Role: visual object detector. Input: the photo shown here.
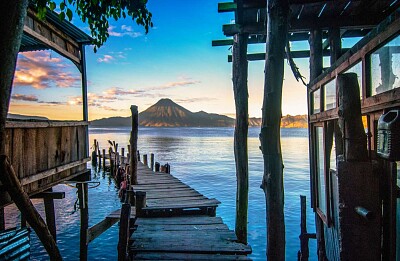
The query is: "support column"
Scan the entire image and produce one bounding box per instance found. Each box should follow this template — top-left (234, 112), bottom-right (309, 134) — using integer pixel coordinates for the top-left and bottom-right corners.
top-left (260, 0), bottom-right (289, 259)
top-left (130, 106), bottom-right (138, 185)
top-left (0, 207), bottom-right (4, 230)
top-left (232, 32), bottom-right (249, 244)
top-left (44, 188), bottom-right (57, 241)
top-left (78, 182), bottom-right (89, 261)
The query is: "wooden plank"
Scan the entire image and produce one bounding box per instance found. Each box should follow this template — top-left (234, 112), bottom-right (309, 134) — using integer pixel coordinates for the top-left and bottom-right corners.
top-left (132, 252), bottom-right (251, 260)
top-left (11, 128), bottom-right (24, 179)
top-left (106, 208), bottom-right (136, 219)
top-left (135, 223), bottom-right (229, 232)
top-left (30, 191), bottom-right (65, 199)
top-left (144, 199), bottom-right (220, 210)
top-left (135, 216), bottom-right (224, 225)
top-left (130, 239), bottom-right (252, 254)
top-left (87, 217), bottom-right (119, 244)
top-left (5, 120), bottom-right (88, 128)
top-left (36, 127), bottom-right (49, 173)
top-left (23, 128), bottom-right (37, 177)
top-left (20, 158), bottom-right (90, 185)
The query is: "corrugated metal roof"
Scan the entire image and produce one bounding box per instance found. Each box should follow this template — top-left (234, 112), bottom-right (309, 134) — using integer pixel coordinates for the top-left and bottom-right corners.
top-left (0, 227), bottom-right (30, 261)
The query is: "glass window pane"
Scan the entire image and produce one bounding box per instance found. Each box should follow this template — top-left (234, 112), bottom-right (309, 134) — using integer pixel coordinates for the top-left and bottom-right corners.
top-left (324, 79), bottom-right (336, 110)
top-left (345, 62), bottom-right (363, 99)
top-left (313, 89), bottom-right (321, 114)
top-left (371, 35), bottom-right (400, 96)
top-left (316, 127), bottom-right (326, 214)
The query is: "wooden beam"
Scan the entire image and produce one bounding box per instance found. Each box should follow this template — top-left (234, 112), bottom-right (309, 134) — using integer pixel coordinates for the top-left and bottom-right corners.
top-left (31, 191), bottom-right (65, 199)
top-left (0, 156), bottom-right (62, 259)
top-left (5, 120), bottom-right (88, 128)
top-left (78, 182), bottom-right (89, 260)
top-left (44, 188), bottom-right (57, 241)
top-left (87, 217), bottom-right (119, 244)
top-left (20, 157), bottom-right (90, 186)
top-left (218, 2), bottom-right (237, 13)
top-left (232, 33), bottom-right (249, 244)
top-left (227, 48), bottom-right (350, 62)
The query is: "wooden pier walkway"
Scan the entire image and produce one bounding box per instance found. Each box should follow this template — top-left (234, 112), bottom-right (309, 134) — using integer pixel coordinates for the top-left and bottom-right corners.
top-left (126, 162), bottom-right (252, 260)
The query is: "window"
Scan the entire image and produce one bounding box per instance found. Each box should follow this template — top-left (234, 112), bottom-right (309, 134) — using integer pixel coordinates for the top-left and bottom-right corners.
top-left (313, 89), bottom-right (321, 114)
top-left (370, 35), bottom-right (400, 96)
top-left (344, 61), bottom-right (363, 99)
top-left (324, 79), bottom-right (336, 110)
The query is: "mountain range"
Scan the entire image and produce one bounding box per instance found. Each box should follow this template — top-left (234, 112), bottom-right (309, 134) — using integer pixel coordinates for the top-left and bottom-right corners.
top-left (90, 98), bottom-right (308, 128)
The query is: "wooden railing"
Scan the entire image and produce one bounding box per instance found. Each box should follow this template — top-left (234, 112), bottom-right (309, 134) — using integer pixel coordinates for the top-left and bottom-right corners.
top-left (1, 120), bottom-right (89, 207)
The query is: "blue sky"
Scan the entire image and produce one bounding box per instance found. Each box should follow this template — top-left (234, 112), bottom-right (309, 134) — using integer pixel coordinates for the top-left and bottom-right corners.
top-left (10, 0), bottom-right (310, 120)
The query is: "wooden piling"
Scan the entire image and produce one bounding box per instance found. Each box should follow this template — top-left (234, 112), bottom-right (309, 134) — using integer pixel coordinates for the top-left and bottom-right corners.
top-left (118, 203), bottom-right (131, 261)
top-left (136, 191), bottom-right (147, 217)
top-left (150, 153), bottom-right (154, 171)
top-left (143, 154), bottom-right (148, 166)
top-left (127, 145), bottom-right (131, 162)
top-left (130, 105), bottom-right (138, 185)
top-left (128, 186), bottom-right (135, 206)
top-left (44, 188), bottom-right (57, 241)
top-left (155, 162), bottom-right (160, 172)
top-left (92, 139), bottom-right (97, 166)
top-left (77, 182), bottom-right (89, 261)
top-left (109, 148), bottom-right (114, 175)
top-left (102, 149), bottom-right (106, 170)
top-left (121, 148), bottom-right (125, 164)
top-left (137, 150), bottom-right (141, 162)
top-left (299, 195), bottom-right (309, 261)
top-left (232, 32), bottom-right (249, 244)
top-left (260, 0), bottom-right (289, 259)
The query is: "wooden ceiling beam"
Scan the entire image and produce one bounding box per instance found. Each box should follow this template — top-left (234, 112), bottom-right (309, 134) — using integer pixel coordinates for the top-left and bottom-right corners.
top-left (227, 48), bottom-right (350, 62)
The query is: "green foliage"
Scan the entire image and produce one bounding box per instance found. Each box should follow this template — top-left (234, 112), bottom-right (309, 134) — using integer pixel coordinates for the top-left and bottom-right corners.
top-left (31, 0), bottom-right (153, 52)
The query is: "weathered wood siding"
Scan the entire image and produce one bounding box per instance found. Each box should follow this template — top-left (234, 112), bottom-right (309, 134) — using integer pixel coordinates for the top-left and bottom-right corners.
top-left (1, 121), bottom-right (89, 207)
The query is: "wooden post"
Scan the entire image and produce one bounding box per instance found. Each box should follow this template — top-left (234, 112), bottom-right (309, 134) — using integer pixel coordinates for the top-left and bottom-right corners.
top-left (143, 154), bottom-right (148, 166)
top-left (232, 32), bottom-right (249, 244)
top-left (299, 195), bottom-right (309, 261)
top-left (0, 156), bottom-right (62, 260)
top-left (137, 150), bottom-right (141, 162)
top-left (155, 162), bottom-right (160, 172)
top-left (109, 148), bottom-right (114, 175)
top-left (308, 28), bottom-right (326, 260)
top-left (127, 186), bottom-right (135, 206)
top-left (150, 153), bottom-right (154, 171)
top-left (136, 191), bottom-right (146, 217)
top-left (118, 203), bottom-right (131, 261)
top-left (127, 145), bottom-right (131, 162)
top-left (121, 148), bottom-right (125, 164)
top-left (260, 0), bottom-right (288, 259)
top-left (44, 188), bottom-right (57, 241)
top-left (91, 139), bottom-right (97, 166)
top-left (130, 106), bottom-right (138, 185)
top-left (77, 182), bottom-right (89, 261)
top-left (102, 149), bottom-right (106, 170)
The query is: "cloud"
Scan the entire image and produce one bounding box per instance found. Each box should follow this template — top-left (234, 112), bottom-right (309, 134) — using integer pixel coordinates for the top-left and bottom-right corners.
top-left (109, 25), bottom-right (142, 38)
top-left (175, 97), bottom-right (217, 103)
top-left (149, 80), bottom-right (201, 91)
top-left (14, 51), bottom-right (80, 89)
top-left (11, 94), bottom-right (38, 102)
top-left (97, 54), bottom-right (115, 63)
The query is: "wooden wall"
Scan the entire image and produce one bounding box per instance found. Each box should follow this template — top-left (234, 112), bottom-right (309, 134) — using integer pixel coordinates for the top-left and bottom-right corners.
top-left (1, 121), bottom-right (89, 207)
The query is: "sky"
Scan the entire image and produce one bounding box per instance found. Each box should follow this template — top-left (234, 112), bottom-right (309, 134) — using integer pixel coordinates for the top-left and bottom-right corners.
top-left (9, 0), bottom-right (311, 121)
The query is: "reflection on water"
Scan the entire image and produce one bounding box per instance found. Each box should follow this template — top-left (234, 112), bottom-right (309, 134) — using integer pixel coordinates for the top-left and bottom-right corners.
top-left (4, 127), bottom-right (316, 260)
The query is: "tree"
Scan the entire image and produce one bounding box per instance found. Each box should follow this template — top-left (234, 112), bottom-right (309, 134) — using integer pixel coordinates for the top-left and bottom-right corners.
top-left (0, 1), bottom-right (152, 260)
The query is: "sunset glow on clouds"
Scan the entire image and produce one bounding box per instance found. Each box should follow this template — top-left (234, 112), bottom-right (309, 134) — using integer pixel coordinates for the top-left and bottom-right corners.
top-left (14, 51), bottom-right (80, 89)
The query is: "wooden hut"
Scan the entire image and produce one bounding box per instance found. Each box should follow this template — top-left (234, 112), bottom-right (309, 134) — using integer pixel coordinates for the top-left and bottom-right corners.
top-left (214, 0), bottom-right (400, 260)
top-left (0, 6), bottom-right (92, 259)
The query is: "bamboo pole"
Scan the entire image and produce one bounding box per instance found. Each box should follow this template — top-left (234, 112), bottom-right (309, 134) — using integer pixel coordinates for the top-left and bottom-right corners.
top-left (0, 156), bottom-right (62, 260)
top-left (232, 32), bottom-right (249, 244)
top-left (260, 0), bottom-right (289, 259)
top-left (130, 106), bottom-right (138, 185)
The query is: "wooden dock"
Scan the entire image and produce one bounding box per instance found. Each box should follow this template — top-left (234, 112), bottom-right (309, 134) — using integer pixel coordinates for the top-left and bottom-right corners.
top-left (125, 162), bottom-right (252, 260)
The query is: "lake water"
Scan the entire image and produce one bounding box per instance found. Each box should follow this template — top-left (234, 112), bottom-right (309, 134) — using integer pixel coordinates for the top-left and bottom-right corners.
top-left (4, 127), bottom-right (316, 260)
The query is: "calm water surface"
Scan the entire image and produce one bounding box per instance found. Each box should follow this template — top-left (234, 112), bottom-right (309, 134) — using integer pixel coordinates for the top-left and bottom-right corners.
top-left (5, 127), bottom-right (316, 260)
